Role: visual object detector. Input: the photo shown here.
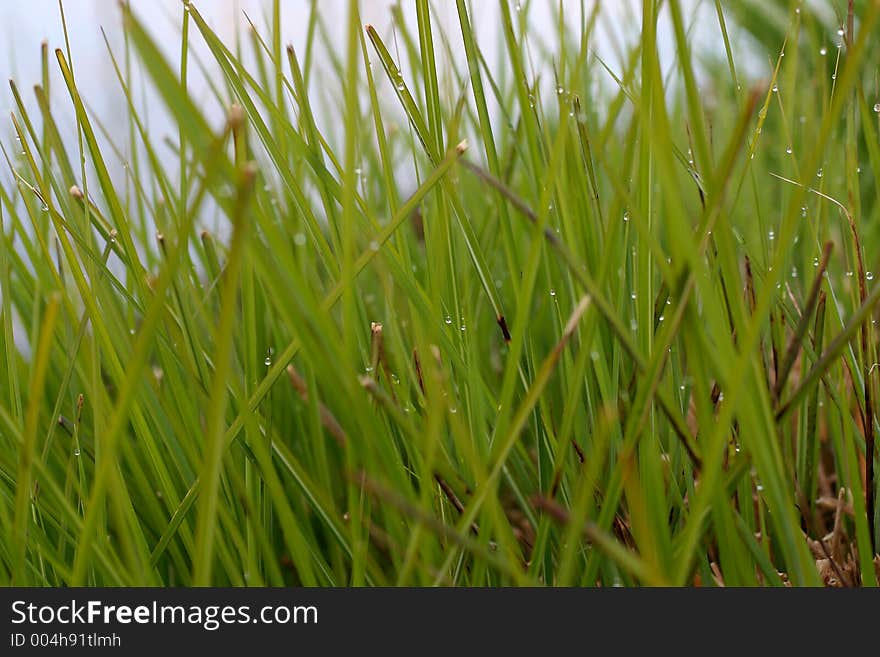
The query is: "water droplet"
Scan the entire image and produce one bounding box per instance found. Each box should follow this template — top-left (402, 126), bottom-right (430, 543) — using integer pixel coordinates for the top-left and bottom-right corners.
top-left (630, 292), bottom-right (637, 300)
top-left (791, 267), bottom-right (798, 278)
top-left (623, 212), bottom-right (629, 222)
top-left (868, 272), bottom-right (875, 281)
top-left (816, 168), bottom-right (823, 178)
top-left (73, 447), bottom-right (81, 456)
top-left (786, 147), bottom-right (792, 154)
top-left (514, 1), bottom-right (522, 11)
top-left (590, 351), bottom-right (599, 361)
top-left (658, 315), bottom-right (665, 323)
top-left (717, 392), bottom-right (725, 402)
top-left (40, 203), bottom-right (49, 212)
top-left (846, 270), bottom-right (854, 277)
top-left (528, 93), bottom-right (535, 109)
top-left (820, 46), bottom-right (827, 56)
top-left (768, 230), bottom-right (775, 241)
top-left (391, 373), bottom-right (400, 385)
top-left (369, 240), bottom-right (380, 252)
top-left (550, 288), bottom-right (557, 297)
top-left (874, 103), bottom-right (880, 113)
top-left (444, 316), bottom-right (452, 325)
top-left (831, 73), bottom-right (836, 80)
top-left (450, 406), bottom-right (458, 414)
top-left (556, 85), bottom-right (564, 95)
top-left (396, 80), bottom-right (405, 92)
top-left (293, 232), bottom-right (307, 246)
top-left (837, 27), bottom-right (845, 36)
top-left (771, 83), bottom-right (778, 93)
top-left (364, 366), bottom-right (373, 373)
top-left (801, 206), bottom-right (807, 218)
top-left (813, 257), bottom-right (820, 267)
top-left (264, 356), bottom-right (272, 366)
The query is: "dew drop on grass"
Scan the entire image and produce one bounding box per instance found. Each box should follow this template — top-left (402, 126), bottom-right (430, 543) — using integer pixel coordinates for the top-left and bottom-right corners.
top-left (874, 103), bottom-right (880, 113)
top-left (816, 168), bottom-right (823, 178)
top-left (450, 406), bottom-right (457, 414)
top-left (550, 288), bottom-right (557, 297)
top-left (369, 240), bottom-right (380, 252)
top-left (786, 147), bottom-right (792, 154)
top-left (820, 47), bottom-right (827, 56)
top-left (396, 80), bottom-right (405, 92)
top-left (771, 83), bottom-right (778, 93)
top-left (868, 272), bottom-right (875, 281)
top-left (73, 448), bottom-right (81, 457)
top-left (837, 27), bottom-right (845, 36)
top-left (390, 373), bottom-right (400, 385)
top-left (813, 257), bottom-right (819, 267)
top-left (264, 355), bottom-right (272, 367)
top-left (623, 212), bottom-right (629, 222)
top-left (801, 206), bottom-right (807, 218)
top-left (630, 292), bottom-right (637, 300)
top-left (556, 85), bottom-right (564, 95)
top-left (768, 230), bottom-right (775, 241)
top-left (293, 232), bottom-right (307, 246)
top-left (444, 316), bottom-right (452, 325)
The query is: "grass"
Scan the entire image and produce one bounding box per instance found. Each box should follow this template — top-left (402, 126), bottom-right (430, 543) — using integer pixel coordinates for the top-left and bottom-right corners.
top-left (1, 0), bottom-right (879, 586)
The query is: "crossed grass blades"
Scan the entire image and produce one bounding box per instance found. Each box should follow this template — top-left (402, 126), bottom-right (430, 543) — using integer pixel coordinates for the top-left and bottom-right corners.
top-left (1, 0), bottom-right (879, 586)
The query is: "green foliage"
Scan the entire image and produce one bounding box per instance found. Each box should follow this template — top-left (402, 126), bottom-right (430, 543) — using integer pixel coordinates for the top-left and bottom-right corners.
top-left (1, 0), bottom-right (878, 586)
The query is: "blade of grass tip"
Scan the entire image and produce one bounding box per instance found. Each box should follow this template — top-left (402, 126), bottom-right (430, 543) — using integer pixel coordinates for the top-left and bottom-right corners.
top-left (12, 292), bottom-right (60, 585)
